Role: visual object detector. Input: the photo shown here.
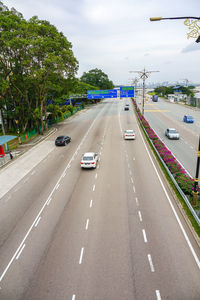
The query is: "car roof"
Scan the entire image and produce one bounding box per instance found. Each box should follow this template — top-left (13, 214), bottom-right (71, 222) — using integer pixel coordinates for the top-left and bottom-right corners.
top-left (83, 152), bottom-right (96, 156)
top-left (184, 115), bottom-right (193, 118)
top-left (168, 128), bottom-right (176, 130)
top-left (125, 129), bottom-right (134, 132)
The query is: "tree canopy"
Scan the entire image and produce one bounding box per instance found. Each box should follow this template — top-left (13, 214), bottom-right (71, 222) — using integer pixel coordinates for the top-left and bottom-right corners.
top-left (80, 68), bottom-right (114, 90)
top-left (0, 2), bottom-right (78, 134)
top-left (154, 85), bottom-right (195, 97)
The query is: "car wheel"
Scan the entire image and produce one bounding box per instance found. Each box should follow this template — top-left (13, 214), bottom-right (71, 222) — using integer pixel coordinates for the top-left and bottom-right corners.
top-left (64, 141), bottom-right (66, 146)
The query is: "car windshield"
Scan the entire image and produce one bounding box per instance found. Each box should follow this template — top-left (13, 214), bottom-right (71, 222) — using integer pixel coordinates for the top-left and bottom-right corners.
top-left (57, 136), bottom-right (64, 140)
top-left (169, 129), bottom-right (177, 133)
top-left (83, 156), bottom-right (93, 161)
top-left (126, 130), bottom-right (134, 133)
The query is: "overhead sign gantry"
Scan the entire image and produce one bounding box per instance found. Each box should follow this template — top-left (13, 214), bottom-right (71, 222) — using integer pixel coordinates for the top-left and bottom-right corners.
top-left (120, 86), bottom-right (134, 98)
top-left (87, 89), bottom-right (117, 99)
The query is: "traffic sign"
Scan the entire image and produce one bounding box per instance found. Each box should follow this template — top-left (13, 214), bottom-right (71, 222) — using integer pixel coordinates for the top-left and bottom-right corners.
top-left (87, 89), bottom-right (117, 99)
top-left (120, 86), bottom-right (134, 98)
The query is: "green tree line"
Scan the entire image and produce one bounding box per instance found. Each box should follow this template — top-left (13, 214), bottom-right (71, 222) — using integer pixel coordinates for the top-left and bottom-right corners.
top-left (0, 2), bottom-right (114, 135)
top-left (154, 85), bottom-right (195, 97)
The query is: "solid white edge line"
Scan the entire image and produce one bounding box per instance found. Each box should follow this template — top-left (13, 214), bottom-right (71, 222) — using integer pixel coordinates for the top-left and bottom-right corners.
top-left (142, 229), bottom-right (148, 243)
top-left (138, 124), bottom-right (200, 269)
top-left (34, 217), bottom-right (41, 227)
top-left (156, 290), bottom-right (161, 300)
top-left (16, 244), bottom-right (26, 260)
top-left (79, 247), bottom-right (84, 264)
top-left (147, 254), bottom-right (155, 272)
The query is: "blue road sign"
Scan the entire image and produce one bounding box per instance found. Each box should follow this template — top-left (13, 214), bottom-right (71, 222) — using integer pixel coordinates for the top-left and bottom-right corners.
top-left (120, 86), bottom-right (134, 98)
top-left (87, 89), bottom-right (117, 99)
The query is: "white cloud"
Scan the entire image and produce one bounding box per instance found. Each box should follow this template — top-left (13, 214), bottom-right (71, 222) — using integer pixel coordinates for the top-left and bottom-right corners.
top-left (3, 0), bottom-right (200, 84)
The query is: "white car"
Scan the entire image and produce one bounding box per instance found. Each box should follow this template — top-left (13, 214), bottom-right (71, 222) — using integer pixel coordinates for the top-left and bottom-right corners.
top-left (80, 152), bottom-right (98, 168)
top-left (124, 130), bottom-right (135, 140)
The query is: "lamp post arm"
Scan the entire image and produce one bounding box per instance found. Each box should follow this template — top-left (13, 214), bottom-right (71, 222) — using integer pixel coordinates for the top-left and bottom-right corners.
top-left (150, 16), bottom-right (200, 21)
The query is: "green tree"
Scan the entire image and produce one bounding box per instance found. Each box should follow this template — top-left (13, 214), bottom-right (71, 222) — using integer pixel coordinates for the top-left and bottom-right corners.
top-left (0, 3), bottom-right (78, 134)
top-left (74, 81), bottom-right (98, 94)
top-left (80, 68), bottom-right (114, 90)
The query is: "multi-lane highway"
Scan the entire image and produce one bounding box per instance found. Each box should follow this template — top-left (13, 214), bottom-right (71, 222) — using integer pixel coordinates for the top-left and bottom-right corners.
top-left (137, 94), bottom-right (200, 177)
top-left (0, 98), bottom-right (200, 299)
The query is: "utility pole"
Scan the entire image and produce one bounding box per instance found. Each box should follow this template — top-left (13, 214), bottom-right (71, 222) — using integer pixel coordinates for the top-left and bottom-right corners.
top-left (129, 68), bottom-right (159, 114)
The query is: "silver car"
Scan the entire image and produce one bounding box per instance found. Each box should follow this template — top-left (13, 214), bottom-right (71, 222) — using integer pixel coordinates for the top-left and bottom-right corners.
top-left (165, 128), bottom-right (179, 140)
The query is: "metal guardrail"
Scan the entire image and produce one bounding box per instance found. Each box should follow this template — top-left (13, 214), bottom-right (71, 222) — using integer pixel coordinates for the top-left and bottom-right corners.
top-left (135, 107), bottom-right (200, 226)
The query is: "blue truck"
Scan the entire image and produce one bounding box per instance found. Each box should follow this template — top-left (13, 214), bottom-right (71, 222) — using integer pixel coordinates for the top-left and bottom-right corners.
top-left (152, 95), bottom-right (158, 102)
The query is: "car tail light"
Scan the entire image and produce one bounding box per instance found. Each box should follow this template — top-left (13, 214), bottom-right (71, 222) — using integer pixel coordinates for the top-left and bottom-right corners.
top-left (91, 162), bottom-right (95, 164)
top-left (81, 162), bottom-right (83, 164)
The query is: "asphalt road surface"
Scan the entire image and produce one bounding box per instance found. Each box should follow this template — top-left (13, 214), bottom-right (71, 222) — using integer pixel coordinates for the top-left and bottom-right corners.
top-left (137, 95), bottom-right (199, 177)
top-left (0, 99), bottom-right (200, 300)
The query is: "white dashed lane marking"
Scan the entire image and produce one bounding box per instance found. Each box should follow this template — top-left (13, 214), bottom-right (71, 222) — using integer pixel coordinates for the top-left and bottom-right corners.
top-left (34, 217), bottom-right (41, 227)
top-left (16, 244), bottom-right (25, 260)
top-left (142, 229), bottom-right (148, 243)
top-left (148, 254), bottom-right (155, 272)
top-left (156, 290), bottom-right (161, 300)
top-left (79, 247), bottom-right (84, 264)
top-left (85, 219), bottom-right (89, 230)
top-left (46, 197), bottom-right (52, 206)
top-left (138, 211), bottom-right (142, 222)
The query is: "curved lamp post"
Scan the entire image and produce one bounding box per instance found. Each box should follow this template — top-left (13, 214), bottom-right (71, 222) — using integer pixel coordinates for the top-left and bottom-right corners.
top-left (150, 15), bottom-right (200, 206)
top-left (150, 16), bottom-right (200, 43)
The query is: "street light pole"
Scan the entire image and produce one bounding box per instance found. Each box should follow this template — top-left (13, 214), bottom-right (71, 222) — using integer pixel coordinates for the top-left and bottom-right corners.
top-left (129, 68), bottom-right (159, 115)
top-left (150, 15), bottom-right (200, 205)
top-left (150, 16), bottom-right (200, 21)
top-left (150, 16), bottom-right (200, 43)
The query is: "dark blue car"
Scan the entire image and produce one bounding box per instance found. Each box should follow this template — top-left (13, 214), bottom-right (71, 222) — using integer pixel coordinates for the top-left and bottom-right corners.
top-left (183, 115), bottom-right (194, 123)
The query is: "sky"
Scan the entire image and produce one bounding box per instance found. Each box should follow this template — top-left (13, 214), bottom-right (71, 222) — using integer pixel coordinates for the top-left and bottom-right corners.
top-left (2, 0), bottom-right (200, 86)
